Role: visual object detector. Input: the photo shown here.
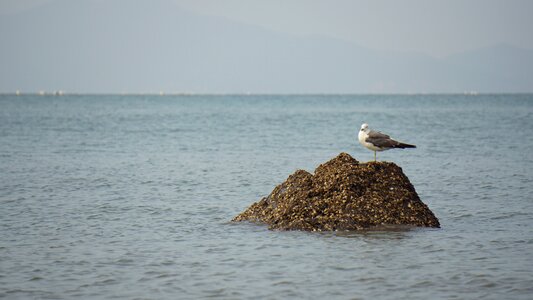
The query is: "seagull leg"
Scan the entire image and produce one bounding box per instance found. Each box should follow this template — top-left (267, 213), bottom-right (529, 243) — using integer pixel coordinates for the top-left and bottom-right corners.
top-left (374, 151), bottom-right (376, 162)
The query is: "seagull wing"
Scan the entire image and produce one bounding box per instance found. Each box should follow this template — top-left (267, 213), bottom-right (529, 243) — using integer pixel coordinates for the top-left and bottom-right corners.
top-left (367, 130), bottom-right (390, 139)
top-left (366, 130), bottom-right (416, 148)
top-left (366, 130), bottom-right (398, 148)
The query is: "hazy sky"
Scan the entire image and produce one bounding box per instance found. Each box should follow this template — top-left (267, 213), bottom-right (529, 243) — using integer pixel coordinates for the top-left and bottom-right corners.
top-left (1, 0), bottom-right (533, 93)
top-left (176, 0), bottom-right (533, 57)
top-left (1, 0), bottom-right (533, 57)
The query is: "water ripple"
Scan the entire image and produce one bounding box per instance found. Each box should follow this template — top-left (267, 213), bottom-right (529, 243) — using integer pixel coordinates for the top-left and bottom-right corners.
top-left (1, 94), bottom-right (532, 299)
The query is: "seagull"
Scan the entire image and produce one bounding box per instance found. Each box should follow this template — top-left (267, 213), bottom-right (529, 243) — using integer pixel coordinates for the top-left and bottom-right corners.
top-left (358, 123), bottom-right (416, 161)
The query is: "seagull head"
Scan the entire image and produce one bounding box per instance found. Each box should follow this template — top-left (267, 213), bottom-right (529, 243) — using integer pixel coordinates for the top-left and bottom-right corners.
top-left (360, 123), bottom-right (369, 132)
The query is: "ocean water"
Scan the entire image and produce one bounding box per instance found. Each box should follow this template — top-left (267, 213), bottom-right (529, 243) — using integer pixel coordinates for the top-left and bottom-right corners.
top-left (1, 94), bottom-right (532, 299)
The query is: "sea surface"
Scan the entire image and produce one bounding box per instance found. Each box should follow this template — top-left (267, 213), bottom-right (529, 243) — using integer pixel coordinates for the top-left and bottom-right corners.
top-left (1, 94), bottom-right (532, 299)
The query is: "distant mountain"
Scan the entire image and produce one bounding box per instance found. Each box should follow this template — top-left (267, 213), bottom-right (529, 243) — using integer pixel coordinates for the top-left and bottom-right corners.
top-left (441, 44), bottom-right (533, 92)
top-left (1, 0), bottom-right (532, 93)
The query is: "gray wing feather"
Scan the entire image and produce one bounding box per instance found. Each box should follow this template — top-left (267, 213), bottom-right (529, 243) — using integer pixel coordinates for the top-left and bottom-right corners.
top-left (366, 130), bottom-right (395, 147)
top-left (365, 130), bottom-right (413, 148)
top-left (366, 136), bottom-right (400, 148)
top-left (365, 129), bottom-right (416, 148)
top-left (367, 130), bottom-right (390, 139)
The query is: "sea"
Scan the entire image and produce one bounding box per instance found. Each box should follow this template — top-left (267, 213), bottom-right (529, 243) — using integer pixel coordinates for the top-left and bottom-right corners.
top-left (1, 94), bottom-right (532, 299)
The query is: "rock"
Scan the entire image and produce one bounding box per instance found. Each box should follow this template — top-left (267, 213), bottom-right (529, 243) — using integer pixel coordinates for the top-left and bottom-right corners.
top-left (232, 152), bottom-right (440, 231)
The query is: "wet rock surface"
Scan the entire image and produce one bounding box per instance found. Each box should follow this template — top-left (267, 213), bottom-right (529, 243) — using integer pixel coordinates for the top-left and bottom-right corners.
top-left (233, 153), bottom-right (440, 231)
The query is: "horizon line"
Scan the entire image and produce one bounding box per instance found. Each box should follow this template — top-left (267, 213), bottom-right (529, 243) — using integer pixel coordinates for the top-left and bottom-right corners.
top-left (2, 91), bottom-right (533, 96)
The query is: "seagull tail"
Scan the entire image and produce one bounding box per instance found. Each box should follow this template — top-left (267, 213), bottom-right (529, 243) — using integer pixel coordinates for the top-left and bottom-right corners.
top-left (395, 142), bottom-right (416, 149)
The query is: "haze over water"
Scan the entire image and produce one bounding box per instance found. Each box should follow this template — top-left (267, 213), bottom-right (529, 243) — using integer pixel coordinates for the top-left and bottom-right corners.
top-left (1, 94), bottom-right (532, 299)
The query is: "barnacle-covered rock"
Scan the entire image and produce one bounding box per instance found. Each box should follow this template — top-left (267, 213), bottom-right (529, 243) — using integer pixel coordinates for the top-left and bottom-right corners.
top-left (232, 152), bottom-right (439, 231)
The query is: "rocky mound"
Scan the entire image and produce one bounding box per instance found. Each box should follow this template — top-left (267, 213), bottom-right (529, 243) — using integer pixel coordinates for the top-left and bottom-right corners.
top-left (233, 153), bottom-right (439, 231)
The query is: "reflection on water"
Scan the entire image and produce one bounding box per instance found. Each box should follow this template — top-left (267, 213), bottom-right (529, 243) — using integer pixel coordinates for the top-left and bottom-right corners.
top-left (332, 225), bottom-right (421, 239)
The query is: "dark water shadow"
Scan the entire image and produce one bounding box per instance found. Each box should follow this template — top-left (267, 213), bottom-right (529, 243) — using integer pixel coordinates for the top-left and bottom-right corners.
top-left (228, 220), bottom-right (440, 242)
top-left (329, 225), bottom-right (440, 240)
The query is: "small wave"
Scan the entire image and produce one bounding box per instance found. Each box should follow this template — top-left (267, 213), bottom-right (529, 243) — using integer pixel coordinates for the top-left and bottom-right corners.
top-left (409, 280), bottom-right (435, 289)
top-left (114, 258), bottom-right (135, 266)
top-left (490, 211), bottom-right (530, 220)
top-left (28, 276), bottom-right (43, 281)
top-left (92, 278), bottom-right (117, 286)
top-left (273, 280), bottom-right (294, 286)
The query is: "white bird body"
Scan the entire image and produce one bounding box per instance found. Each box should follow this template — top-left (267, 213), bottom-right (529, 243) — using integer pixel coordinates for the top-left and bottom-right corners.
top-left (358, 129), bottom-right (385, 152)
top-left (358, 123), bottom-right (416, 161)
